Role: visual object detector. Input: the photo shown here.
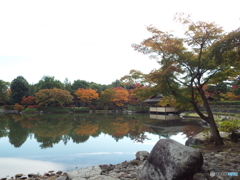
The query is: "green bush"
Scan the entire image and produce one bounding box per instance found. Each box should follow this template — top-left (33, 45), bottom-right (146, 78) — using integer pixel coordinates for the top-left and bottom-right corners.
top-left (218, 120), bottom-right (239, 133)
top-left (42, 107), bottom-right (70, 113)
top-left (24, 107), bottom-right (37, 112)
top-left (70, 107), bottom-right (90, 112)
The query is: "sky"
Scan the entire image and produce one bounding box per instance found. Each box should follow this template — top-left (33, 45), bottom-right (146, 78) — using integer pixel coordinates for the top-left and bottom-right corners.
top-left (0, 0), bottom-right (239, 85)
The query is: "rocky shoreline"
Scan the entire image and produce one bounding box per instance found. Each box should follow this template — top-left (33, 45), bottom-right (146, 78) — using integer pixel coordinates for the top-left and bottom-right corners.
top-left (1, 143), bottom-right (240, 180)
top-left (1, 130), bottom-right (240, 180)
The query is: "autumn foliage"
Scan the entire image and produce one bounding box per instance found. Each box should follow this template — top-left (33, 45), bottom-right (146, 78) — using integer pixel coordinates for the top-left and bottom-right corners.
top-left (111, 87), bottom-right (129, 107)
top-left (21, 96), bottom-right (36, 105)
top-left (13, 103), bottom-right (25, 111)
top-left (35, 88), bottom-right (73, 107)
top-left (73, 122), bottom-right (99, 136)
top-left (74, 88), bottom-right (99, 106)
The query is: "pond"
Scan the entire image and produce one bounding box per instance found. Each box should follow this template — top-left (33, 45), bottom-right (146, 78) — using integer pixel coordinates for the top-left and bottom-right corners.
top-left (0, 113), bottom-right (203, 177)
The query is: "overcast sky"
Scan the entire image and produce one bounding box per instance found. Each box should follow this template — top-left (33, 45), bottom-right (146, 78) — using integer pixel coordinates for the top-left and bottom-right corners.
top-left (0, 0), bottom-right (239, 85)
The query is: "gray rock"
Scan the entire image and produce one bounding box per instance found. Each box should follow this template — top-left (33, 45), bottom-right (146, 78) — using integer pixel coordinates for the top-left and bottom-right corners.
top-left (185, 137), bottom-right (202, 146)
top-left (135, 151), bottom-right (149, 160)
top-left (138, 139), bottom-right (203, 180)
top-left (55, 176), bottom-right (67, 180)
top-left (88, 175), bottom-right (119, 180)
top-left (221, 117), bottom-right (227, 121)
top-left (193, 173), bottom-right (207, 180)
top-left (67, 166), bottom-right (102, 180)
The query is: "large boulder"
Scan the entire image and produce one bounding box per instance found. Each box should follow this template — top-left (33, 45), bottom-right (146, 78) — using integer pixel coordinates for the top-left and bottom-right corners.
top-left (138, 139), bottom-right (203, 180)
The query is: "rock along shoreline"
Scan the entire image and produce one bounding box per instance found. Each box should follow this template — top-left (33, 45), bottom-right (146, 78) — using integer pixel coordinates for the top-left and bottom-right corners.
top-left (2, 140), bottom-right (240, 180)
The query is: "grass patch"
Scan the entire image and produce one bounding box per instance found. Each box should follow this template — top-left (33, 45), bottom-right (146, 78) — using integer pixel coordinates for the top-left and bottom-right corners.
top-left (24, 107), bottom-right (37, 112)
top-left (41, 107), bottom-right (71, 113)
top-left (181, 112), bottom-right (200, 117)
top-left (190, 144), bottom-right (204, 149)
top-left (69, 107), bottom-right (90, 112)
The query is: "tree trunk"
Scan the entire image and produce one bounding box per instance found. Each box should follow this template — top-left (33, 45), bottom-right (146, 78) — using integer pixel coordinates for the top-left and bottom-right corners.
top-left (207, 116), bottom-right (224, 145)
top-left (195, 88), bottom-right (224, 145)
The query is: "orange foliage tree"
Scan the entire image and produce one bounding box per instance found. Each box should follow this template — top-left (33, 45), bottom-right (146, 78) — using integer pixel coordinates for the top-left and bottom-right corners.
top-left (14, 103), bottom-right (25, 111)
top-left (220, 92), bottom-right (240, 101)
top-left (128, 84), bottom-right (149, 105)
top-left (111, 87), bottom-right (129, 107)
top-left (20, 96), bottom-right (36, 105)
top-left (74, 88), bottom-right (99, 106)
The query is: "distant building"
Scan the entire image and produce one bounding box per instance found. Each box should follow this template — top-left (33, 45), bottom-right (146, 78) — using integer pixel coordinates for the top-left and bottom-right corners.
top-left (143, 94), bottom-right (177, 115)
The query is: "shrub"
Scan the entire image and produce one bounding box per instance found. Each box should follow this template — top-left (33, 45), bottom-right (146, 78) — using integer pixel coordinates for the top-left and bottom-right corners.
top-left (28, 105), bottom-right (39, 109)
top-left (25, 107), bottom-right (37, 112)
top-left (71, 107), bottom-right (90, 112)
top-left (14, 103), bottom-right (25, 111)
top-left (4, 105), bottom-right (14, 110)
top-left (218, 120), bottom-right (239, 133)
top-left (43, 107), bottom-right (70, 113)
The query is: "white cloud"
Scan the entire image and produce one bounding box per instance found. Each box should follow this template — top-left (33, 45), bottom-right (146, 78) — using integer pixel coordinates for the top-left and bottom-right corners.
top-left (0, 0), bottom-right (239, 84)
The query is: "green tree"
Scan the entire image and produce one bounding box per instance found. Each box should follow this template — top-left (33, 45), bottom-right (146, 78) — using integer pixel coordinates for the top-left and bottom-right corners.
top-left (35, 88), bottom-right (73, 107)
top-left (100, 88), bottom-right (115, 107)
top-left (127, 13), bottom-right (240, 145)
top-left (63, 78), bottom-right (72, 93)
top-left (72, 80), bottom-right (89, 91)
top-left (9, 76), bottom-right (29, 104)
top-left (35, 76), bottom-right (64, 91)
top-left (0, 80), bottom-right (10, 105)
top-left (109, 79), bottom-right (123, 88)
top-left (89, 83), bottom-right (103, 93)
top-left (29, 83), bottom-right (38, 96)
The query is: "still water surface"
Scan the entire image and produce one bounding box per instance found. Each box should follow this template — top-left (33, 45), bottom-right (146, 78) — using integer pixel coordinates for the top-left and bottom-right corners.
top-left (0, 113), bottom-right (202, 177)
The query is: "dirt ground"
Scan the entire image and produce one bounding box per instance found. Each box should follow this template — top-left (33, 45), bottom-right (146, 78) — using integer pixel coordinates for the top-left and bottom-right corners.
top-left (199, 138), bottom-right (240, 154)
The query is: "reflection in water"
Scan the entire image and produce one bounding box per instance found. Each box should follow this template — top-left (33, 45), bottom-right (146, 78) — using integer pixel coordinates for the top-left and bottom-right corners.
top-left (150, 114), bottom-right (180, 120)
top-left (0, 113), bottom-right (157, 148)
top-left (0, 158), bottom-right (65, 177)
top-left (0, 113), bottom-right (203, 177)
top-left (0, 113), bottom-right (203, 148)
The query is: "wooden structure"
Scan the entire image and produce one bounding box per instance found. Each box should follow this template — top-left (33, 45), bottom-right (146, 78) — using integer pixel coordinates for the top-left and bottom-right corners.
top-left (143, 94), bottom-right (178, 115)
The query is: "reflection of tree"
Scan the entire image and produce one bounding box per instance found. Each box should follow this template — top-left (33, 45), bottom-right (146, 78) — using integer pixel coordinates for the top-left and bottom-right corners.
top-left (73, 121), bottom-right (99, 136)
top-left (35, 135), bottom-right (62, 149)
top-left (128, 119), bottom-right (153, 143)
top-left (182, 125), bottom-right (204, 138)
top-left (158, 133), bottom-right (171, 139)
top-left (62, 134), bottom-right (71, 145)
top-left (100, 117), bottom-right (130, 138)
top-left (0, 114), bottom-right (9, 138)
top-left (112, 136), bottom-right (124, 142)
top-left (2, 113), bottom-right (159, 148)
top-left (12, 115), bottom-right (24, 122)
top-left (33, 118), bottom-right (73, 138)
top-left (132, 132), bottom-right (151, 143)
top-left (32, 116), bottom-right (73, 148)
top-left (8, 119), bottom-right (29, 147)
top-left (69, 131), bottom-right (90, 143)
top-left (20, 118), bottom-right (37, 129)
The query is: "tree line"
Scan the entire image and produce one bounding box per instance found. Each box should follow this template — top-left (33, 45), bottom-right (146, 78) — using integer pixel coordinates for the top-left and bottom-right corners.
top-left (0, 75), bottom-right (148, 110)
